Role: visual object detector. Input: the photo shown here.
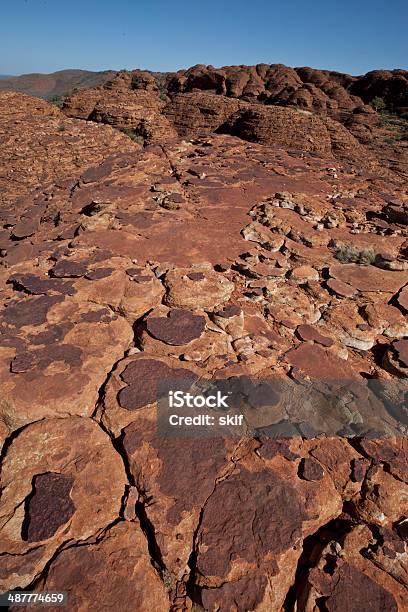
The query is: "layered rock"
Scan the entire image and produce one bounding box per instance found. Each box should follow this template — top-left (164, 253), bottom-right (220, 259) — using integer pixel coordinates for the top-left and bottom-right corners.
top-left (63, 88), bottom-right (177, 144)
top-left (350, 69), bottom-right (408, 113)
top-left (0, 91), bottom-right (139, 205)
top-left (166, 63), bottom-right (362, 115)
top-left (59, 63), bottom-right (408, 178)
top-left (163, 92), bottom-right (246, 137)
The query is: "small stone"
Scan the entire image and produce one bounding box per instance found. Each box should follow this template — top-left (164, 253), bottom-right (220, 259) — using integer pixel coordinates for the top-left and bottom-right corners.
top-left (393, 339), bottom-right (408, 368)
top-left (327, 278), bottom-right (357, 298)
top-left (298, 458), bottom-right (324, 481)
top-left (297, 324), bottom-right (334, 347)
top-left (397, 286), bottom-right (408, 311)
top-left (186, 272), bottom-right (205, 281)
top-left (290, 266), bottom-right (319, 283)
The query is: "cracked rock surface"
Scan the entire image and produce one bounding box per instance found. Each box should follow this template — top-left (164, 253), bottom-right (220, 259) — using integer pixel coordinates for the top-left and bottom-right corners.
top-left (0, 89), bottom-right (407, 611)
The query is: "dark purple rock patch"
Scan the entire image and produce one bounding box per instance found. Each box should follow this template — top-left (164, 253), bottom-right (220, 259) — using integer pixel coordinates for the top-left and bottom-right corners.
top-left (80, 308), bottom-right (112, 323)
top-left (215, 303), bottom-right (241, 318)
top-left (197, 467), bottom-right (309, 578)
top-left (11, 352), bottom-right (36, 373)
top-left (8, 273), bottom-right (75, 296)
top-left (1, 295), bottom-right (64, 328)
top-left (27, 323), bottom-right (74, 346)
top-left (298, 457), bottom-right (324, 481)
top-left (11, 344), bottom-right (82, 374)
top-left (118, 358), bottom-right (198, 411)
top-left (325, 563), bottom-right (397, 612)
top-left (186, 272), bottom-right (205, 281)
top-left (81, 161), bottom-right (113, 183)
top-left (126, 267), bottom-right (143, 277)
top-left (22, 472), bottom-right (76, 542)
top-left (146, 309), bottom-right (205, 345)
top-left (50, 260), bottom-right (88, 278)
top-left (85, 268), bottom-right (114, 281)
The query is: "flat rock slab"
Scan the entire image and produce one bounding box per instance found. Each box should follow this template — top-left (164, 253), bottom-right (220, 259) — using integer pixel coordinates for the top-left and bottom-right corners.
top-left (329, 264), bottom-right (408, 293)
top-left (164, 268), bottom-right (235, 309)
top-left (326, 278), bottom-right (357, 298)
top-left (0, 417), bottom-right (126, 590)
top-left (393, 339), bottom-right (408, 368)
top-left (397, 285), bottom-right (408, 310)
top-left (285, 343), bottom-right (361, 380)
top-left (194, 452), bottom-right (341, 610)
top-left (0, 298), bottom-right (133, 438)
top-left (297, 324), bottom-right (334, 347)
top-left (29, 522), bottom-right (169, 611)
top-left (146, 308), bottom-right (205, 345)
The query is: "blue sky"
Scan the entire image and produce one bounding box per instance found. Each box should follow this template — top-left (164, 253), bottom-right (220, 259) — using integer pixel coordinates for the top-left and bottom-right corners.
top-left (1, 0), bottom-right (407, 75)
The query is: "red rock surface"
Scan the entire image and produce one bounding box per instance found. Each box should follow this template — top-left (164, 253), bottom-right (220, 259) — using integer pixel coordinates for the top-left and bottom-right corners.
top-left (0, 87), bottom-right (407, 610)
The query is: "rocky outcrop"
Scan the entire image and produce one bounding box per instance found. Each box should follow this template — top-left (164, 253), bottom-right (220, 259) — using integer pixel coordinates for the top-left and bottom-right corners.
top-left (60, 63), bottom-right (408, 177)
top-left (219, 105), bottom-right (331, 154)
top-left (350, 69), bottom-right (408, 113)
top-left (0, 91), bottom-right (139, 205)
top-left (166, 63), bottom-right (364, 116)
top-left (160, 90), bottom-right (379, 170)
top-left (1, 90), bottom-right (407, 610)
top-left (163, 92), bottom-right (246, 137)
top-left (63, 87), bottom-right (177, 144)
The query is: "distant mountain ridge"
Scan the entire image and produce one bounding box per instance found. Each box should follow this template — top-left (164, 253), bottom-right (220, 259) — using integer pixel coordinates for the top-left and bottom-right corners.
top-left (0, 69), bottom-right (115, 98)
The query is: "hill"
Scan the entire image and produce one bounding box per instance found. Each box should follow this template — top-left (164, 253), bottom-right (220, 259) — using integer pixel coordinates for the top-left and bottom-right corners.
top-left (0, 68), bottom-right (114, 98)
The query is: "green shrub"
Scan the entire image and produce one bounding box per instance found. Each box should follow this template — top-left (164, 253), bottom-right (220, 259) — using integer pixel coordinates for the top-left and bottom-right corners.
top-left (47, 94), bottom-right (64, 108)
top-left (335, 245), bottom-right (376, 265)
top-left (371, 96), bottom-right (387, 113)
top-left (120, 127), bottom-right (145, 145)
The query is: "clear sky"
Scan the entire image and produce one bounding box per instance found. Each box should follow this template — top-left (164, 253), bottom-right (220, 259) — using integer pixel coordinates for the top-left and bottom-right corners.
top-left (1, 0), bottom-right (407, 76)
